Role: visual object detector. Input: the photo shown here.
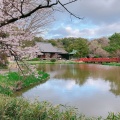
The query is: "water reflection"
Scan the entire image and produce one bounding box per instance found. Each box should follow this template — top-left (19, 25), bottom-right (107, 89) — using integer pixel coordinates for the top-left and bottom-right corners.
top-left (19, 64), bottom-right (120, 117)
top-left (37, 64), bottom-right (120, 94)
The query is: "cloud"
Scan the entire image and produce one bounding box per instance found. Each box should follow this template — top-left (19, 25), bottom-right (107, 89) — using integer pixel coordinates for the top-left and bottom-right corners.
top-left (85, 77), bottom-right (111, 92)
top-left (43, 0), bottom-right (120, 39)
top-left (63, 0), bottom-right (120, 25)
top-left (45, 20), bottom-right (120, 39)
top-left (96, 22), bottom-right (120, 36)
top-left (44, 26), bottom-right (81, 39)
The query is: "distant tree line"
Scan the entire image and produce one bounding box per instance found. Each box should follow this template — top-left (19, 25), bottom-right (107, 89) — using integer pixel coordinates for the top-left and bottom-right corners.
top-left (21, 32), bottom-right (120, 58)
top-left (45, 33), bottom-right (120, 58)
top-left (3, 32), bottom-right (120, 59)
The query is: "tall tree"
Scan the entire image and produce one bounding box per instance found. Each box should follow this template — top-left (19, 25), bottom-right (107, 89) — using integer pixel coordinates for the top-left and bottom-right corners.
top-left (109, 33), bottom-right (120, 51)
top-left (0, 0), bottom-right (81, 74)
top-left (68, 38), bottom-right (89, 57)
top-left (88, 39), bottom-right (109, 57)
top-left (104, 33), bottom-right (120, 56)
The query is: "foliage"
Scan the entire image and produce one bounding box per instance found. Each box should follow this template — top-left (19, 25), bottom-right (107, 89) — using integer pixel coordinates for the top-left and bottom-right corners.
top-left (21, 34), bottom-right (120, 59)
top-left (22, 37), bottom-right (44, 48)
top-left (34, 37), bottom-right (44, 42)
top-left (104, 33), bottom-right (120, 56)
top-left (0, 94), bottom-right (120, 119)
top-left (50, 59), bottom-right (56, 62)
top-left (48, 39), bottom-right (57, 46)
top-left (21, 33), bottom-right (120, 58)
top-left (0, 85), bottom-right (12, 96)
top-left (48, 37), bottom-right (89, 58)
top-left (0, 94), bottom-right (79, 120)
top-left (102, 62), bottom-right (120, 66)
top-left (109, 33), bottom-right (120, 48)
top-left (68, 38), bottom-right (89, 57)
top-left (28, 58), bottom-right (40, 61)
top-left (22, 40), bottom-right (35, 48)
top-left (0, 62), bottom-right (8, 69)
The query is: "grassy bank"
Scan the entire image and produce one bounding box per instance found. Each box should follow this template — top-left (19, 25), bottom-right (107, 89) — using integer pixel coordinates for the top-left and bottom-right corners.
top-left (102, 62), bottom-right (120, 66)
top-left (26, 60), bottom-right (83, 65)
top-left (0, 94), bottom-right (120, 120)
top-left (0, 71), bottom-right (49, 96)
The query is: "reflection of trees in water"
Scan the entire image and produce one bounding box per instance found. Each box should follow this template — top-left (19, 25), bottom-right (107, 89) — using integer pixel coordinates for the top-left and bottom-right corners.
top-left (38, 64), bottom-right (90, 85)
top-left (80, 64), bottom-right (120, 96)
top-left (92, 66), bottom-right (120, 96)
top-left (109, 82), bottom-right (120, 96)
top-left (105, 70), bottom-right (120, 96)
top-left (54, 64), bottom-right (90, 85)
top-left (39, 64), bottom-right (89, 85)
top-left (37, 64), bottom-right (120, 96)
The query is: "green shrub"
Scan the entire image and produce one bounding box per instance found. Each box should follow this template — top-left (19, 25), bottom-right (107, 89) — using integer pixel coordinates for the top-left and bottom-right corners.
top-left (0, 63), bottom-right (8, 69)
top-left (0, 94), bottom-right (120, 120)
top-left (28, 58), bottom-right (40, 61)
top-left (0, 95), bottom-right (87, 120)
top-left (7, 72), bottom-right (22, 81)
top-left (50, 59), bottom-right (56, 62)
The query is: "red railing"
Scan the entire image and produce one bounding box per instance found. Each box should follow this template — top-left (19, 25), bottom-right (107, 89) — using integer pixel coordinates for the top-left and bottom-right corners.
top-left (76, 58), bottom-right (120, 63)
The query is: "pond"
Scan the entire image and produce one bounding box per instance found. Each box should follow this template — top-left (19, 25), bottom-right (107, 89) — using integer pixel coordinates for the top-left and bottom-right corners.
top-left (17, 64), bottom-right (120, 118)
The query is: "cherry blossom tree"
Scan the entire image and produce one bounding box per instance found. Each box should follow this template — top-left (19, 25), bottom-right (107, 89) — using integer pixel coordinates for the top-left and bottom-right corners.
top-left (0, 0), bottom-right (81, 75)
top-left (0, 1), bottom-right (54, 58)
top-left (116, 50), bottom-right (120, 57)
top-left (0, 6), bottom-right (52, 74)
top-left (0, 0), bottom-right (81, 53)
top-left (88, 40), bottom-right (109, 57)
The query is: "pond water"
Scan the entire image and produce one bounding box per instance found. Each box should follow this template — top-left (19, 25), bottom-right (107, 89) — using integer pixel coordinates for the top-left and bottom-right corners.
top-left (17, 64), bottom-right (120, 118)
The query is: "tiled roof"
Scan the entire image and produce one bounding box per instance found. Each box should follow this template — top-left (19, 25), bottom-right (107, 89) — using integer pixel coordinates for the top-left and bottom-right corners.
top-left (36, 42), bottom-right (59, 53)
top-left (36, 42), bottom-right (68, 54)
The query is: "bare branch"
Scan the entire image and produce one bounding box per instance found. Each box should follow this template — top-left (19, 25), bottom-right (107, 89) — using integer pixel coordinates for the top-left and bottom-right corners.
top-left (20, 0), bottom-right (25, 15)
top-left (10, 1), bottom-right (23, 15)
top-left (63, 0), bottom-right (78, 6)
top-left (58, 0), bottom-right (83, 20)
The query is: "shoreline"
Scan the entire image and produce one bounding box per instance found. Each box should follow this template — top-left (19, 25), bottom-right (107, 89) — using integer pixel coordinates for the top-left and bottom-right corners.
top-left (0, 71), bottom-right (49, 96)
top-left (0, 62), bottom-right (120, 119)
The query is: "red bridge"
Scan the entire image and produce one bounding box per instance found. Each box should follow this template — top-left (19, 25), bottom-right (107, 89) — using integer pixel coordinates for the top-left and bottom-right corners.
top-left (76, 58), bottom-right (120, 63)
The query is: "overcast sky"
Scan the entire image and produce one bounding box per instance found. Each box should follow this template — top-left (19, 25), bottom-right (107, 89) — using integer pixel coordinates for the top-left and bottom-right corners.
top-left (42, 0), bottom-right (120, 39)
